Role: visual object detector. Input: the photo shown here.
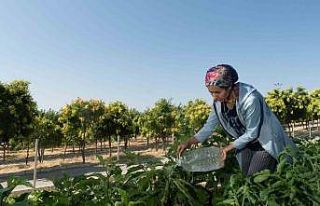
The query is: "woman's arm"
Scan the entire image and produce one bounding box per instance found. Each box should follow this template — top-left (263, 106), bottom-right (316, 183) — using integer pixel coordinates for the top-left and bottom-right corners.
top-left (177, 108), bottom-right (219, 156)
top-left (194, 108), bottom-right (219, 142)
top-left (221, 143), bottom-right (235, 160)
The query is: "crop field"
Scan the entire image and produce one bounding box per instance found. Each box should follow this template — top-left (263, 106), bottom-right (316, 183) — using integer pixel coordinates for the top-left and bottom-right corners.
top-left (1, 81), bottom-right (320, 205)
top-left (1, 132), bottom-right (320, 206)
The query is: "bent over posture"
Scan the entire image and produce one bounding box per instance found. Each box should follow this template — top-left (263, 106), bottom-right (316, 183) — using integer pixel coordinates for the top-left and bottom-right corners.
top-left (177, 64), bottom-right (296, 176)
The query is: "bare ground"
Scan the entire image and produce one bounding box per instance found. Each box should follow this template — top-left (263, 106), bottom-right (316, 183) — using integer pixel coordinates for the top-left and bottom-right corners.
top-left (0, 137), bottom-right (167, 178)
top-left (1, 128), bottom-right (319, 181)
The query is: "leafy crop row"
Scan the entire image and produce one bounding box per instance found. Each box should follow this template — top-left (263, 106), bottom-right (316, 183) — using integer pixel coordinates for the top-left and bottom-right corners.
top-left (2, 135), bottom-right (320, 206)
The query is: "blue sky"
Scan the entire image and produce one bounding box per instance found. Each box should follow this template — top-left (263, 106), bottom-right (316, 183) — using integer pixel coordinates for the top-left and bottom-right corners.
top-left (1, 0), bottom-right (319, 111)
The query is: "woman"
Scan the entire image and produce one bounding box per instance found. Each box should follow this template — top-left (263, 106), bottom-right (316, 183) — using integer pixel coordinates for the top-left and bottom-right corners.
top-left (177, 64), bottom-right (296, 176)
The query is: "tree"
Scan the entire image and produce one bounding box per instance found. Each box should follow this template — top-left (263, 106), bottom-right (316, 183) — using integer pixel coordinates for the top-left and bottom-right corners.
top-left (295, 87), bottom-right (311, 129)
top-left (265, 89), bottom-right (286, 123)
top-left (89, 100), bottom-right (105, 153)
top-left (107, 101), bottom-right (133, 158)
top-left (128, 108), bottom-right (140, 140)
top-left (266, 87), bottom-right (311, 136)
top-left (183, 99), bottom-right (211, 134)
top-left (0, 80), bottom-right (37, 161)
top-left (59, 98), bottom-right (97, 163)
top-left (308, 89), bottom-right (320, 130)
top-left (93, 108), bottom-right (115, 157)
top-left (32, 110), bottom-right (62, 163)
top-left (138, 108), bottom-right (156, 146)
top-left (138, 99), bottom-right (176, 151)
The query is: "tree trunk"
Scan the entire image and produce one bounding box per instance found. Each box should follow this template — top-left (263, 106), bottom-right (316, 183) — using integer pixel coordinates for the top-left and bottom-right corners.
top-left (81, 140), bottom-right (86, 164)
top-left (95, 138), bottom-right (98, 154)
top-left (2, 142), bottom-right (7, 161)
top-left (25, 140), bottom-right (30, 165)
top-left (100, 139), bottom-right (103, 151)
top-left (162, 136), bottom-right (166, 151)
top-left (37, 141), bottom-right (41, 162)
top-left (117, 135), bottom-right (120, 161)
top-left (124, 136), bottom-right (128, 150)
top-left (39, 147), bottom-right (42, 163)
top-left (64, 143), bottom-right (68, 160)
top-left (309, 120), bottom-right (312, 138)
top-left (287, 123), bottom-right (291, 137)
top-left (40, 147), bottom-right (45, 163)
top-left (108, 136), bottom-right (112, 157)
top-left (155, 137), bottom-right (158, 151)
top-left (42, 148), bottom-right (45, 163)
top-left (292, 122), bottom-right (295, 138)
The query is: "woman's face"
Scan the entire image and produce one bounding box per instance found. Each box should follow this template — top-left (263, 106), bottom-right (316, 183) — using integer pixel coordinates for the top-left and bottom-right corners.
top-left (207, 85), bottom-right (230, 102)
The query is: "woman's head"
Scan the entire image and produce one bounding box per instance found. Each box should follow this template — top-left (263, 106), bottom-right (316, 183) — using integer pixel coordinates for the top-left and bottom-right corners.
top-left (205, 64), bottom-right (238, 88)
top-left (205, 64), bottom-right (238, 101)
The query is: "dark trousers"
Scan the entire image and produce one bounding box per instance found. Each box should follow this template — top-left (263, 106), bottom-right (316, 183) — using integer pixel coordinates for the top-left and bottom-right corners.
top-left (239, 147), bottom-right (278, 176)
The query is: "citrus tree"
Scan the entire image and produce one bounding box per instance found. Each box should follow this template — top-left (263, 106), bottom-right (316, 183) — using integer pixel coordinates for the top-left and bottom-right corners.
top-left (92, 106), bottom-right (115, 156)
top-left (32, 110), bottom-right (63, 163)
top-left (0, 80), bottom-right (37, 161)
top-left (183, 99), bottom-right (211, 134)
top-left (89, 100), bottom-right (105, 152)
top-left (59, 98), bottom-right (103, 163)
top-left (266, 87), bottom-right (311, 136)
top-left (265, 88), bottom-right (286, 123)
top-left (138, 98), bottom-right (176, 151)
top-left (308, 89), bottom-right (320, 130)
top-left (293, 86), bottom-right (311, 128)
top-left (106, 101), bottom-right (136, 158)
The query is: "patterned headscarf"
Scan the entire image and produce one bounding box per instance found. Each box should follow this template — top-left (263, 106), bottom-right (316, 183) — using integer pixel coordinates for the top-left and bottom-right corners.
top-left (205, 64), bottom-right (238, 88)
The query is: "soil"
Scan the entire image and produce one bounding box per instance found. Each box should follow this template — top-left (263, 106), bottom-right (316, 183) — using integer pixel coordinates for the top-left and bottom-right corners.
top-left (0, 137), bottom-right (167, 179)
top-left (1, 128), bottom-right (318, 181)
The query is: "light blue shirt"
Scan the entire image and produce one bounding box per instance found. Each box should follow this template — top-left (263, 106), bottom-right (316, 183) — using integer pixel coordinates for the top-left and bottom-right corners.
top-left (195, 82), bottom-right (296, 165)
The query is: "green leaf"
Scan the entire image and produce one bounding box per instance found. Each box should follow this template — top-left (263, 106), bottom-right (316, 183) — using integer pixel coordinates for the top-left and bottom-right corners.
top-left (220, 198), bottom-right (236, 205)
top-left (253, 170), bottom-right (271, 183)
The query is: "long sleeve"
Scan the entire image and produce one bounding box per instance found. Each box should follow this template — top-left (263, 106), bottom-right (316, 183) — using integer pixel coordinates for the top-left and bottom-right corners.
top-left (194, 108), bottom-right (219, 143)
top-left (233, 94), bottom-right (264, 150)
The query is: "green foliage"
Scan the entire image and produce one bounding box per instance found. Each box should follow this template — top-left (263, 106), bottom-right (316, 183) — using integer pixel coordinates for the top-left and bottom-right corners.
top-left (220, 140), bottom-right (320, 206)
top-left (59, 98), bottom-right (106, 162)
top-left (308, 89), bottom-right (320, 120)
top-left (107, 101), bottom-right (134, 139)
top-left (265, 86), bottom-right (312, 124)
top-left (1, 79), bottom-right (320, 205)
top-left (0, 176), bottom-right (32, 206)
top-left (183, 99), bottom-right (211, 133)
top-left (138, 98), bottom-right (177, 142)
top-left (265, 88), bottom-right (287, 122)
top-left (0, 80), bottom-right (37, 159)
top-left (32, 110), bottom-right (63, 161)
top-left (3, 135), bottom-right (320, 206)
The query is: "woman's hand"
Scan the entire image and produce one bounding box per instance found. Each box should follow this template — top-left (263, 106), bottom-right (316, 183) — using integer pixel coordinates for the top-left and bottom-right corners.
top-left (221, 143), bottom-right (235, 161)
top-left (177, 137), bottom-right (199, 157)
top-left (177, 142), bottom-right (189, 157)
